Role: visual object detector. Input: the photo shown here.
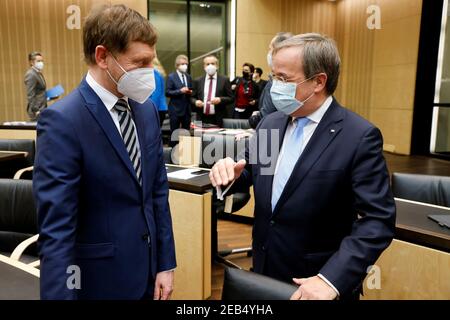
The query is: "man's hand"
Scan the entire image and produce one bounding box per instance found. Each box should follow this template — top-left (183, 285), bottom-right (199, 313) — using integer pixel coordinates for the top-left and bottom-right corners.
top-left (195, 100), bottom-right (204, 108)
top-left (180, 87), bottom-right (191, 94)
top-left (290, 276), bottom-right (337, 300)
top-left (249, 100), bottom-right (256, 106)
top-left (154, 270), bottom-right (174, 300)
top-left (210, 97), bottom-right (221, 105)
top-left (209, 157), bottom-right (246, 187)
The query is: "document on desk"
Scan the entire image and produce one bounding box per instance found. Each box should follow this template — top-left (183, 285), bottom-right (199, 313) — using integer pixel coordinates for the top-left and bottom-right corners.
top-left (167, 168), bottom-right (209, 180)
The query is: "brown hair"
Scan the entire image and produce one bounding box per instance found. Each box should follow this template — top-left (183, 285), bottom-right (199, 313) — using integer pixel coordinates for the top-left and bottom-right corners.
top-left (83, 4), bottom-right (157, 65)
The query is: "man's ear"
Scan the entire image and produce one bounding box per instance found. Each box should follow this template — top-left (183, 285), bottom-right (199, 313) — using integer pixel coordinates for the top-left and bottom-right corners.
top-left (314, 73), bottom-right (328, 93)
top-left (95, 45), bottom-right (108, 70)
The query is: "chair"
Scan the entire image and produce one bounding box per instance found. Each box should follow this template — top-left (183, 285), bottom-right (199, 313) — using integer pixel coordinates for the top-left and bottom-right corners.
top-left (0, 139), bottom-right (35, 179)
top-left (200, 133), bottom-right (253, 268)
top-left (222, 118), bottom-right (251, 130)
top-left (0, 179), bottom-right (39, 266)
top-left (392, 172), bottom-right (450, 207)
top-left (222, 267), bottom-right (297, 300)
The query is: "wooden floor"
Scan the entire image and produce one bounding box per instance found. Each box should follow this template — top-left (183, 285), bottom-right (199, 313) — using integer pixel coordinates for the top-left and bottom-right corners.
top-left (208, 152), bottom-right (450, 300)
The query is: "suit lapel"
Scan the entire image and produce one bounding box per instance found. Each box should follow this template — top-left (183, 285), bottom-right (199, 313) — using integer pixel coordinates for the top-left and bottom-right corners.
top-left (78, 78), bottom-right (140, 185)
top-left (271, 100), bottom-right (345, 216)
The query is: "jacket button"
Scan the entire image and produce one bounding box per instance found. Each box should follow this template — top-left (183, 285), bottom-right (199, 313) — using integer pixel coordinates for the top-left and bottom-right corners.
top-left (262, 245), bottom-right (266, 251)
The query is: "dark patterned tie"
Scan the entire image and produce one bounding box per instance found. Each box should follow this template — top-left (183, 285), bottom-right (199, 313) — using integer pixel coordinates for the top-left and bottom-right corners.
top-left (114, 98), bottom-right (142, 184)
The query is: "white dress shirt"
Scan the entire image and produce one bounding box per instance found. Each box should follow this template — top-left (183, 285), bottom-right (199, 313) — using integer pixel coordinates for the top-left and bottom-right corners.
top-left (203, 73), bottom-right (217, 115)
top-left (177, 70), bottom-right (187, 87)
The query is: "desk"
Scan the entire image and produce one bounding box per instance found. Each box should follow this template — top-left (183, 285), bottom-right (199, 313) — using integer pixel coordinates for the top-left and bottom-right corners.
top-left (362, 198), bottom-right (450, 299)
top-left (0, 151), bottom-right (27, 162)
top-left (166, 165), bottom-right (212, 300)
top-left (0, 254), bottom-right (39, 300)
top-left (0, 124), bottom-right (36, 140)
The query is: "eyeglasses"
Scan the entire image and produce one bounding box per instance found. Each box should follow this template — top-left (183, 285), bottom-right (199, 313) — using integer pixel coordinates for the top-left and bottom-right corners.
top-left (270, 73), bottom-right (317, 85)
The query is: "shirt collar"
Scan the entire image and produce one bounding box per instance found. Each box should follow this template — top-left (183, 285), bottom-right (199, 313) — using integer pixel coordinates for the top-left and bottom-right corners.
top-left (206, 73), bottom-right (217, 80)
top-left (291, 95), bottom-right (333, 124)
top-left (86, 71), bottom-right (128, 112)
top-left (176, 70), bottom-right (185, 78)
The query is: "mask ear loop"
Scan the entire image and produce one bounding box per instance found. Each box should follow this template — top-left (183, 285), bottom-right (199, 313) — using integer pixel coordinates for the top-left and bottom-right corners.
top-left (106, 53), bottom-right (127, 85)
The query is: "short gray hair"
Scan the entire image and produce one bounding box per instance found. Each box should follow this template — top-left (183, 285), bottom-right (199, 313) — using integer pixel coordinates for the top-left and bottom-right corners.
top-left (175, 54), bottom-right (188, 67)
top-left (273, 33), bottom-right (340, 95)
top-left (269, 32), bottom-right (293, 50)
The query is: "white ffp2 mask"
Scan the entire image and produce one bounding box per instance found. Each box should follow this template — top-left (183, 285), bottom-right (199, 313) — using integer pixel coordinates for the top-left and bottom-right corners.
top-left (107, 55), bottom-right (155, 104)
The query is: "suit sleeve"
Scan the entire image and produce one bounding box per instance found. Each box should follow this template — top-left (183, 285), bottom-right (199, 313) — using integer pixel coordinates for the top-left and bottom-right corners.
top-left (24, 72), bottom-right (39, 112)
top-left (218, 77), bottom-right (234, 106)
top-left (190, 78), bottom-right (200, 106)
top-left (33, 108), bottom-right (82, 300)
top-left (165, 75), bottom-right (182, 97)
top-left (151, 115), bottom-right (177, 272)
top-left (319, 127), bottom-right (396, 296)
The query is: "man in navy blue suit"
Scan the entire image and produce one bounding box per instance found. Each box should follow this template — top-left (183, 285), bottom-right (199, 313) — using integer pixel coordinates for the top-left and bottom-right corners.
top-left (210, 33), bottom-right (396, 300)
top-left (33, 5), bottom-right (176, 300)
top-left (166, 55), bottom-right (192, 145)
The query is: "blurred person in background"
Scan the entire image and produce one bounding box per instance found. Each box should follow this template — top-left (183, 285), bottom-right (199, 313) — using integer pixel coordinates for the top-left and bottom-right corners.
top-left (150, 57), bottom-right (168, 127)
top-left (166, 54), bottom-right (192, 143)
top-left (231, 62), bottom-right (259, 119)
top-left (191, 55), bottom-right (233, 127)
top-left (24, 51), bottom-right (47, 121)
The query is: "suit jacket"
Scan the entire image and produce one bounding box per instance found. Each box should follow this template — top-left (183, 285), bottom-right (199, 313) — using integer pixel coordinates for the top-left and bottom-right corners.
top-left (232, 98), bottom-right (396, 297)
top-left (190, 74), bottom-right (233, 126)
top-left (33, 78), bottom-right (177, 300)
top-left (24, 68), bottom-right (47, 117)
top-left (165, 72), bottom-right (192, 117)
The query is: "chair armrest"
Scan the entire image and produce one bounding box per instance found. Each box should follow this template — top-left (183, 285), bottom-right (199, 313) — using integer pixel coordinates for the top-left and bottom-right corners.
top-left (13, 166), bottom-right (34, 179)
top-left (28, 260), bottom-right (40, 268)
top-left (10, 234), bottom-right (39, 261)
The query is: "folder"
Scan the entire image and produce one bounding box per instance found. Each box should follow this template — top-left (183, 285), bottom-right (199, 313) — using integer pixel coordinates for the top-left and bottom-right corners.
top-left (46, 84), bottom-right (64, 100)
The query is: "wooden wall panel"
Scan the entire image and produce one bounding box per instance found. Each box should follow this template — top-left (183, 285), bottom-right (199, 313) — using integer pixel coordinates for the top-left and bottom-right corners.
top-left (0, 0), bottom-right (147, 123)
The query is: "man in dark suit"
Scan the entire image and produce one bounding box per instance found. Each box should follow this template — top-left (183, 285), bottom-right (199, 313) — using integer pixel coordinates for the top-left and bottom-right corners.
top-left (24, 52), bottom-right (47, 121)
top-left (33, 4), bottom-right (176, 300)
top-left (210, 33), bottom-right (395, 300)
top-left (166, 54), bottom-right (192, 142)
top-left (191, 55), bottom-right (233, 127)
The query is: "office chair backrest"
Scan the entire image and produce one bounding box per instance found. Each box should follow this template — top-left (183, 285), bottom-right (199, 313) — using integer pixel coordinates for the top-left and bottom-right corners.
top-left (222, 267), bottom-right (298, 300)
top-left (0, 139), bottom-right (35, 166)
top-left (222, 118), bottom-right (251, 130)
top-left (200, 133), bottom-right (248, 168)
top-left (0, 179), bottom-right (37, 254)
top-left (392, 172), bottom-right (450, 207)
top-left (0, 139), bottom-right (35, 178)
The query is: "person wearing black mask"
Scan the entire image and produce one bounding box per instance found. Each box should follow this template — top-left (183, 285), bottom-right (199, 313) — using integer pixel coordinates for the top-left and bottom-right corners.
top-left (231, 63), bottom-right (259, 119)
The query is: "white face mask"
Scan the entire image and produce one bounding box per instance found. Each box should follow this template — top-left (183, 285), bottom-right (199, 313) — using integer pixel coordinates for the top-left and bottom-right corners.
top-left (178, 64), bottom-right (188, 73)
top-left (205, 64), bottom-right (217, 76)
top-left (107, 55), bottom-right (155, 104)
top-left (35, 61), bottom-right (44, 71)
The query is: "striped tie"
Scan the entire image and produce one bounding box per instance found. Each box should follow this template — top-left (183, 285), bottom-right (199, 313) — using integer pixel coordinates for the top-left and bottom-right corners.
top-left (114, 99), bottom-right (142, 185)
